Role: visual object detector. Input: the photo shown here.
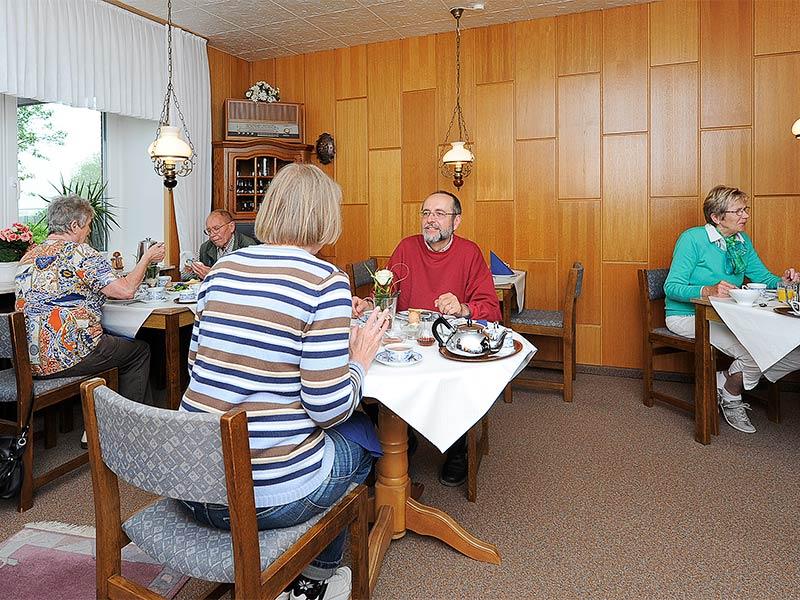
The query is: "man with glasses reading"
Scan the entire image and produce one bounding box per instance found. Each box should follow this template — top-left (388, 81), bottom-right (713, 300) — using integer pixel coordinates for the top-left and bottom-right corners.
top-left (354, 190), bottom-right (501, 487)
top-left (187, 210), bottom-right (257, 279)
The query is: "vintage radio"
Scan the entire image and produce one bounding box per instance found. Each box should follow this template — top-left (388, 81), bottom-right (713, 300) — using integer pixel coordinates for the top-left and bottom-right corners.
top-left (225, 100), bottom-right (304, 141)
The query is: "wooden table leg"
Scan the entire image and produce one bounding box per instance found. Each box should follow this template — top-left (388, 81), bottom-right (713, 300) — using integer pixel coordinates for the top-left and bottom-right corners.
top-left (369, 405), bottom-right (501, 592)
top-left (164, 313), bottom-right (182, 410)
top-left (694, 305), bottom-right (713, 445)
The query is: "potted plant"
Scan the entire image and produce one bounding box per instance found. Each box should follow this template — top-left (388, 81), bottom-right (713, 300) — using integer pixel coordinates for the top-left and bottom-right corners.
top-left (0, 223), bottom-right (34, 288)
top-left (36, 176), bottom-right (120, 250)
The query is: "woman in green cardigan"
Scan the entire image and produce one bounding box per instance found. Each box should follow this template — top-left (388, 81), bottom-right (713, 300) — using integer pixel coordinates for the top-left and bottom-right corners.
top-left (664, 185), bottom-right (800, 434)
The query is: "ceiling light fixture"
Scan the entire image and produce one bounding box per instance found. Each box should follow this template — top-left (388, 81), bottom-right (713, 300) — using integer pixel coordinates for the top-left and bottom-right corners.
top-left (440, 6), bottom-right (479, 190)
top-left (148, 0), bottom-right (195, 189)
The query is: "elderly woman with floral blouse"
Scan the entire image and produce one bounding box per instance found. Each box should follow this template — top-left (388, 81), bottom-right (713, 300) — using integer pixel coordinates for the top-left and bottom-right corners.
top-left (15, 194), bottom-right (165, 403)
top-left (664, 185), bottom-right (800, 434)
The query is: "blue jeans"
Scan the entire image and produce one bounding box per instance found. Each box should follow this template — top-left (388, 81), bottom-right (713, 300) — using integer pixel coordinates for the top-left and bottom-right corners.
top-left (181, 429), bottom-right (373, 581)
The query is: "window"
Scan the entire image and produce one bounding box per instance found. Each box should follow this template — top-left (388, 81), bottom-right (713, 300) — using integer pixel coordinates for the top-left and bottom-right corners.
top-left (17, 100), bottom-right (106, 248)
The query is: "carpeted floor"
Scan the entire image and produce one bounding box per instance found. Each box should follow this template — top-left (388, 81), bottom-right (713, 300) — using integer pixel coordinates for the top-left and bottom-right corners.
top-left (1, 372), bottom-right (799, 599)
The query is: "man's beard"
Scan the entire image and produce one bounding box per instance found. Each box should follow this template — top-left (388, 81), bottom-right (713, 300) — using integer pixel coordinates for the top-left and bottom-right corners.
top-left (423, 223), bottom-right (453, 245)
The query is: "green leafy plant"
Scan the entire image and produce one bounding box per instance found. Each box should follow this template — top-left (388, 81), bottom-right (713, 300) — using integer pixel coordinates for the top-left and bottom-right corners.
top-left (37, 176), bottom-right (120, 249)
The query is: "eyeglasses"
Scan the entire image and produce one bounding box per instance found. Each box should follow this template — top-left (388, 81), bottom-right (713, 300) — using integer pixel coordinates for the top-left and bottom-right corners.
top-left (204, 221), bottom-right (232, 236)
top-left (420, 209), bottom-right (458, 219)
top-left (722, 206), bottom-right (750, 216)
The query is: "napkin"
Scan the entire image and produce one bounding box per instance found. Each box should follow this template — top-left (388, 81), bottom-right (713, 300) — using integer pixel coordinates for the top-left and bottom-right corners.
top-left (490, 251), bottom-right (514, 275)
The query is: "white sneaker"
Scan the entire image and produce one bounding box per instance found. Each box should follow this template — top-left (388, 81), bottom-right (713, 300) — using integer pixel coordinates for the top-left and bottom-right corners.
top-left (719, 397), bottom-right (756, 434)
top-left (716, 370), bottom-right (728, 398)
top-left (289, 567), bottom-right (351, 600)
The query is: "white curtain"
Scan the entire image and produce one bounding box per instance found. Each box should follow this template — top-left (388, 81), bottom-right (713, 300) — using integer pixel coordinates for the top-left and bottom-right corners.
top-left (0, 0), bottom-right (211, 254)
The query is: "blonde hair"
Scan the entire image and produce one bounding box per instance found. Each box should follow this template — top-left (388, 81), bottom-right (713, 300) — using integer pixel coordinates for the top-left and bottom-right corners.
top-left (255, 164), bottom-right (342, 247)
top-left (703, 185), bottom-right (748, 224)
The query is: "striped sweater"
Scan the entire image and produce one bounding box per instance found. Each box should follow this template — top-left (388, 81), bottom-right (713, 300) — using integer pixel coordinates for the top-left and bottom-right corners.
top-left (180, 245), bottom-right (364, 508)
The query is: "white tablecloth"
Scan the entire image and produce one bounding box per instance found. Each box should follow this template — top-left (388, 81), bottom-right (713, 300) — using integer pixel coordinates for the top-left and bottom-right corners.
top-left (362, 333), bottom-right (536, 452)
top-left (493, 270), bottom-right (526, 313)
top-left (102, 295), bottom-right (197, 338)
top-left (709, 297), bottom-right (800, 372)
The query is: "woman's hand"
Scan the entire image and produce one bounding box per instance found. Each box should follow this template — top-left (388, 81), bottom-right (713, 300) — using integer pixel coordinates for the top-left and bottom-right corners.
top-left (351, 296), bottom-right (372, 318)
top-left (349, 308), bottom-right (389, 372)
top-left (782, 268), bottom-right (800, 283)
top-left (702, 280), bottom-right (736, 298)
top-left (143, 242), bottom-right (166, 264)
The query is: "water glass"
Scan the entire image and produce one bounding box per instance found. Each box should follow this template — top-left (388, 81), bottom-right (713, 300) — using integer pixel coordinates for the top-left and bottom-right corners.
top-left (777, 281), bottom-right (797, 304)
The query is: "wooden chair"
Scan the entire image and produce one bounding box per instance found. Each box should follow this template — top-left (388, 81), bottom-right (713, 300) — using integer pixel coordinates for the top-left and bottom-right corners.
top-left (80, 378), bottom-right (370, 600)
top-left (638, 268), bottom-right (780, 423)
top-left (0, 311), bottom-right (118, 511)
top-left (346, 257), bottom-right (378, 298)
top-left (510, 262), bottom-right (584, 403)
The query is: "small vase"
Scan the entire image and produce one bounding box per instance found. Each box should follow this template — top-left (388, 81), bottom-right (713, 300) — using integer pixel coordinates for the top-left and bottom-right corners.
top-left (375, 292), bottom-right (399, 329)
top-left (0, 261), bottom-right (20, 291)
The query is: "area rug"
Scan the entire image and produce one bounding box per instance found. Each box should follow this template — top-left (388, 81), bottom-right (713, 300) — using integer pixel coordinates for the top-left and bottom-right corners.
top-left (0, 521), bottom-right (188, 600)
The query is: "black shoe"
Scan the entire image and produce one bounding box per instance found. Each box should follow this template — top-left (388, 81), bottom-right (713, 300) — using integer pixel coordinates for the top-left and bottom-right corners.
top-left (439, 451), bottom-right (467, 487)
top-left (407, 429), bottom-right (418, 458)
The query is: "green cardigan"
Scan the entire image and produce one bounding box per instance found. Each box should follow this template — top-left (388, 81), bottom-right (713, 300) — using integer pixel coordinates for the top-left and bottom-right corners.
top-left (664, 226), bottom-right (779, 317)
top-left (198, 231), bottom-right (258, 268)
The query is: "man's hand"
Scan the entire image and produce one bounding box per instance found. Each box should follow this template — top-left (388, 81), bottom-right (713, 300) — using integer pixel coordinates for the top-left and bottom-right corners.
top-left (782, 268), bottom-right (800, 283)
top-left (352, 296), bottom-right (372, 318)
top-left (191, 261), bottom-right (211, 279)
top-left (702, 281), bottom-right (736, 298)
top-left (435, 292), bottom-right (467, 317)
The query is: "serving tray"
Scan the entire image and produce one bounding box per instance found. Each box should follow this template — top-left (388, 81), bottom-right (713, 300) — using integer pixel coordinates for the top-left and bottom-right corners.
top-left (438, 339), bottom-right (523, 362)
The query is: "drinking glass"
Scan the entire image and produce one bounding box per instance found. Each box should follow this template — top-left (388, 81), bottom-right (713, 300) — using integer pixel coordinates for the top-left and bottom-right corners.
top-left (778, 281), bottom-right (798, 304)
top-left (417, 320), bottom-right (435, 347)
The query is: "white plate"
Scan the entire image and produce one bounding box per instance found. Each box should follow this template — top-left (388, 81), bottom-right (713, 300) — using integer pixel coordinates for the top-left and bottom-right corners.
top-left (375, 350), bottom-right (422, 367)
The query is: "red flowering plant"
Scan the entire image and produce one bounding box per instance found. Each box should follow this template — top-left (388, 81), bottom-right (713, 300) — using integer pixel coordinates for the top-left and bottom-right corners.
top-left (0, 223), bottom-right (34, 262)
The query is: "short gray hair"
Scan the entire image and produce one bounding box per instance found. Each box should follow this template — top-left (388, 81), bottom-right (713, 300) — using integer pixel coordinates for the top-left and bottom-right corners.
top-left (703, 185), bottom-right (747, 225)
top-left (47, 194), bottom-right (94, 234)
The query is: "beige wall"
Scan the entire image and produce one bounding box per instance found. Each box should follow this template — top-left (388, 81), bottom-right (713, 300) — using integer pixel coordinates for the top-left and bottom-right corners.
top-left (209, 0), bottom-right (800, 369)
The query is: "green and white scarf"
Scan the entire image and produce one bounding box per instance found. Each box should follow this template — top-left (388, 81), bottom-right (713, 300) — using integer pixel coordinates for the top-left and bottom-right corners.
top-left (719, 229), bottom-right (746, 274)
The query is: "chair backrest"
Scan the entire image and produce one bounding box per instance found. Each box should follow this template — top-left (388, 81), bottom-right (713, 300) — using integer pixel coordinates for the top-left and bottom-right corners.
top-left (560, 262), bottom-right (584, 329)
top-left (638, 268), bottom-right (670, 333)
top-left (90, 385), bottom-right (229, 504)
top-left (346, 257), bottom-right (378, 297)
top-left (0, 312), bottom-right (34, 412)
top-left (642, 268), bottom-right (669, 301)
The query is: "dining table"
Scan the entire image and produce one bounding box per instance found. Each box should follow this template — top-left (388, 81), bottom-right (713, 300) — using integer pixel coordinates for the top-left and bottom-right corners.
top-left (691, 295), bottom-right (800, 444)
top-left (362, 331), bottom-right (536, 593)
top-left (101, 296), bottom-right (197, 409)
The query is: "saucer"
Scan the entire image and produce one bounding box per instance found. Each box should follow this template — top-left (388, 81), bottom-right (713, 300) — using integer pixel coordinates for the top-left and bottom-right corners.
top-left (375, 350), bottom-right (422, 367)
top-left (174, 298), bottom-right (197, 305)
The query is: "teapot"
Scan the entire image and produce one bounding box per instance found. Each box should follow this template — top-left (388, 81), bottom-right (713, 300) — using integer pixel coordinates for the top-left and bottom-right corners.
top-left (136, 237), bottom-right (157, 263)
top-left (432, 316), bottom-right (508, 357)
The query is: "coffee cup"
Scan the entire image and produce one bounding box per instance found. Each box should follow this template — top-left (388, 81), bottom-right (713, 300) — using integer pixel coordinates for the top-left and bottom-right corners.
top-left (147, 286), bottom-right (166, 302)
top-left (744, 283), bottom-right (766, 291)
top-left (384, 343), bottom-right (413, 363)
top-left (178, 289), bottom-right (197, 302)
top-left (157, 275), bottom-right (171, 287)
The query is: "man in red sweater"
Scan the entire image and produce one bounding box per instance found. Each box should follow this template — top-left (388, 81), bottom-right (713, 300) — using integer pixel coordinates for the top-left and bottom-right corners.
top-left (354, 190), bottom-right (501, 486)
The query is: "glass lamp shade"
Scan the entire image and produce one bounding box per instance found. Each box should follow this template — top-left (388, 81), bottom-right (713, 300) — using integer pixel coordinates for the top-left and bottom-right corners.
top-left (442, 141), bottom-right (474, 166)
top-left (148, 125), bottom-right (193, 163)
top-left (793, 118), bottom-right (800, 138)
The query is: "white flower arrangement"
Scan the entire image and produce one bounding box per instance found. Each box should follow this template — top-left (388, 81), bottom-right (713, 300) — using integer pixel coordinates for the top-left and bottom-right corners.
top-left (245, 81), bottom-right (280, 103)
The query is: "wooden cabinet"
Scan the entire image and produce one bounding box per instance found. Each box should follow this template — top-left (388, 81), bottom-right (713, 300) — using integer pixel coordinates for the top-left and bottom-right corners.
top-left (212, 140), bottom-right (313, 221)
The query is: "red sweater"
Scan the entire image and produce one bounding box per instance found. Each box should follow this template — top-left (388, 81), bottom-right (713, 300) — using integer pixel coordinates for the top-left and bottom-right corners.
top-left (387, 235), bottom-right (501, 322)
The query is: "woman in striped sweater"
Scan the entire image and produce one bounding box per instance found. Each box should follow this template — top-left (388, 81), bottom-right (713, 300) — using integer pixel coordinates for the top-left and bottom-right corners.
top-left (180, 164), bottom-right (387, 600)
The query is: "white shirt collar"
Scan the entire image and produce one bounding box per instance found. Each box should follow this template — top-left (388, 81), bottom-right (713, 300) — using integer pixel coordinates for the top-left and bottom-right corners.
top-left (705, 224), bottom-right (743, 248)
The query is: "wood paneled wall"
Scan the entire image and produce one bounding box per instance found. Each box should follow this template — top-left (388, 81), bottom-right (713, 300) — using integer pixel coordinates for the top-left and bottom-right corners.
top-left (208, 0), bottom-right (800, 369)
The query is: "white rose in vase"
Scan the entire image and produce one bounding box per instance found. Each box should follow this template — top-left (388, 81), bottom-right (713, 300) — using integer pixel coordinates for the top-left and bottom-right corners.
top-left (374, 269), bottom-right (393, 286)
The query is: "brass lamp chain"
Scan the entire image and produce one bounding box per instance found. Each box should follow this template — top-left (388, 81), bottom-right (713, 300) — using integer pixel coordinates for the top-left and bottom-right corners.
top-left (152, 0), bottom-right (196, 178)
top-left (443, 10), bottom-right (471, 147)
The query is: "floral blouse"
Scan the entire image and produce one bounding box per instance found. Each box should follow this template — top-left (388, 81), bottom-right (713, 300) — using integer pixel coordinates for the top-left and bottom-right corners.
top-left (15, 240), bottom-right (116, 376)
